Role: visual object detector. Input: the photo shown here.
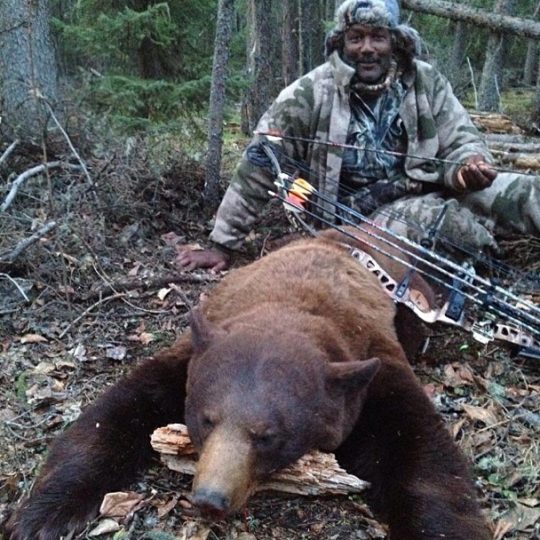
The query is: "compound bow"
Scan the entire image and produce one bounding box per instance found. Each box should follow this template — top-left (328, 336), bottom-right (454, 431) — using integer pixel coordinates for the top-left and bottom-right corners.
top-left (255, 137), bottom-right (540, 360)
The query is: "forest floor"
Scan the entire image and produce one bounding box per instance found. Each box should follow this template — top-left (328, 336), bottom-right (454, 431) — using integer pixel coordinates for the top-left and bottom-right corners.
top-left (0, 130), bottom-right (539, 540)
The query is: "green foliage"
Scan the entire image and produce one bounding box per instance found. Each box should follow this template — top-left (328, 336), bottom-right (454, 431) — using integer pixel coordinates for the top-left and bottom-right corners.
top-left (52, 3), bottom-right (180, 73)
top-left (87, 75), bottom-right (210, 128)
top-left (49, 0), bottom-right (247, 134)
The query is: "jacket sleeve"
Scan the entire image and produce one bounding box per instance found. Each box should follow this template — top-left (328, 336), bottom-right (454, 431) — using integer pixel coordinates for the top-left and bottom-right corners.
top-left (210, 79), bottom-right (317, 250)
top-left (429, 70), bottom-right (494, 190)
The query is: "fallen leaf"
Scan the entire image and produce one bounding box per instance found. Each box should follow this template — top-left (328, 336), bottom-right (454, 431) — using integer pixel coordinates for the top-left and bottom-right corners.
top-left (68, 343), bottom-right (87, 362)
top-left (100, 491), bottom-right (144, 519)
top-left (178, 521), bottom-right (211, 540)
top-left (158, 287), bottom-right (172, 301)
top-left (88, 519), bottom-right (120, 537)
top-left (443, 363), bottom-right (475, 388)
top-left (449, 418), bottom-right (467, 440)
top-left (20, 334), bottom-right (48, 344)
top-left (462, 404), bottom-right (499, 426)
top-left (155, 495), bottom-right (179, 518)
top-left (32, 362), bottom-right (55, 375)
top-left (139, 332), bottom-right (154, 345)
top-left (161, 232), bottom-right (185, 246)
top-left (128, 263), bottom-right (141, 277)
top-left (57, 285), bottom-right (76, 295)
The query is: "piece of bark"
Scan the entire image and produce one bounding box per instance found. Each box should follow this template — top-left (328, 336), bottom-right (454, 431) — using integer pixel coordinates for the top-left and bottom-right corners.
top-left (151, 424), bottom-right (369, 496)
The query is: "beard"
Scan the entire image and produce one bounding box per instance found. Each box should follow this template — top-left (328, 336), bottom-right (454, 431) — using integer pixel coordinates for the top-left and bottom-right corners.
top-left (354, 53), bottom-right (392, 84)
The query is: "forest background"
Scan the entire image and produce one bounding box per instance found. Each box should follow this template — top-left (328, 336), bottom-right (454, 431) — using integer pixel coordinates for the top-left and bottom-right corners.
top-left (2, 0), bottom-right (540, 186)
top-left (1, 2), bottom-right (540, 540)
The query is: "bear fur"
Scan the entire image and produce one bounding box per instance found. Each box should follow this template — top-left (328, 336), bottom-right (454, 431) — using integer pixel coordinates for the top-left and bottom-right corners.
top-left (6, 230), bottom-right (490, 540)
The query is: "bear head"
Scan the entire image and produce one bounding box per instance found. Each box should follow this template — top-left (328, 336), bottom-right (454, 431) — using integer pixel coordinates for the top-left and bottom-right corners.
top-left (184, 308), bottom-right (380, 519)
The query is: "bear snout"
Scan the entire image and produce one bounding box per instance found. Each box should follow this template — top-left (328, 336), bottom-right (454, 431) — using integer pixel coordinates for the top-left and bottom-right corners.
top-left (191, 425), bottom-right (254, 517)
top-left (191, 488), bottom-right (229, 521)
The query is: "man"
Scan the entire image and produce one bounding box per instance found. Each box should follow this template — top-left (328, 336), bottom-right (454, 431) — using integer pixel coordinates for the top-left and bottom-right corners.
top-left (177, 0), bottom-right (540, 272)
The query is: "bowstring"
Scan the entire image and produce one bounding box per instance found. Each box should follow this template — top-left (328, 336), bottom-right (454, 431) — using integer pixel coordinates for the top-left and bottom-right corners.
top-left (257, 131), bottom-right (540, 177)
top-left (268, 143), bottom-right (540, 287)
top-left (271, 178), bottom-right (540, 336)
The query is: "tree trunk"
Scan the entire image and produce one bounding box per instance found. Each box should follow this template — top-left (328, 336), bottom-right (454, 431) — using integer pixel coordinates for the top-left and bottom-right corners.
top-left (241, 0), bottom-right (273, 134)
top-left (534, 54), bottom-right (540, 125)
top-left (298, 0), bottom-right (322, 74)
top-left (450, 21), bottom-right (468, 75)
top-left (524, 41), bottom-right (539, 85)
top-left (523, 2), bottom-right (540, 85)
top-left (0, 0), bottom-right (60, 141)
top-left (204, 0), bottom-right (236, 213)
top-left (282, 0), bottom-right (300, 86)
top-left (478, 0), bottom-right (515, 112)
top-left (401, 0), bottom-right (540, 40)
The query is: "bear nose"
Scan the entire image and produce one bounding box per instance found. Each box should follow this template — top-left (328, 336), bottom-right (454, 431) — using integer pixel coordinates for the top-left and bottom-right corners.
top-left (192, 488), bottom-right (229, 520)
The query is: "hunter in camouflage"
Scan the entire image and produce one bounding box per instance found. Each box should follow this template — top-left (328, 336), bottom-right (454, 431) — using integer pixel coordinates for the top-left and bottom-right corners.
top-left (176, 0), bottom-right (540, 271)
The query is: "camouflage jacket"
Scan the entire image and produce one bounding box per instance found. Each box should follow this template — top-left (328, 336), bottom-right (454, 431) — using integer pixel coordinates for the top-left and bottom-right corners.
top-left (210, 51), bottom-right (492, 250)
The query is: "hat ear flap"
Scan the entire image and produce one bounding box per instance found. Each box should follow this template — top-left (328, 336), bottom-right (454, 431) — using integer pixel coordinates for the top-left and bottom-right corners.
top-left (325, 31), bottom-right (344, 57)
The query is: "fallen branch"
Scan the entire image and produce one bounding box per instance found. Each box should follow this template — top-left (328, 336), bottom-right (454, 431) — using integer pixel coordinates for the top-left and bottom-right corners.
top-left (151, 424), bottom-right (369, 497)
top-left (40, 96), bottom-right (95, 188)
top-left (1, 162), bottom-right (81, 212)
top-left (58, 292), bottom-right (130, 339)
top-left (82, 273), bottom-right (221, 302)
top-left (0, 273), bottom-right (30, 302)
top-left (0, 221), bottom-right (57, 263)
top-left (402, 0), bottom-right (540, 40)
top-left (0, 140), bottom-right (19, 167)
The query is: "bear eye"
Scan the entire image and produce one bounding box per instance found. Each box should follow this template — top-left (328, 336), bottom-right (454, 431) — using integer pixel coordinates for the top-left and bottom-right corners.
top-left (201, 415), bottom-right (214, 430)
top-left (252, 432), bottom-right (275, 448)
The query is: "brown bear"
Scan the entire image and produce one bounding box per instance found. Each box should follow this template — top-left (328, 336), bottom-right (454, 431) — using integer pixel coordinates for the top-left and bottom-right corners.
top-left (6, 231), bottom-right (490, 540)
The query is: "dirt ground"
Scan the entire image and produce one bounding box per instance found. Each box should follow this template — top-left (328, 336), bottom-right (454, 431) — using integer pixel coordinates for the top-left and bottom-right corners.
top-left (0, 140), bottom-right (539, 540)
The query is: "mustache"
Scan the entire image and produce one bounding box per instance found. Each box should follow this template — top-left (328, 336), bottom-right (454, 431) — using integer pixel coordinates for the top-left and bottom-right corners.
top-left (358, 55), bottom-right (379, 64)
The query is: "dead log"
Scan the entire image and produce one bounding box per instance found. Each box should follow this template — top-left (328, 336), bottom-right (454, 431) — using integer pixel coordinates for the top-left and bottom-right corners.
top-left (469, 112), bottom-right (524, 134)
top-left (402, 0), bottom-right (540, 40)
top-left (485, 134), bottom-right (540, 145)
top-left (491, 151), bottom-right (540, 172)
top-left (151, 424), bottom-right (369, 497)
top-left (488, 142), bottom-right (540, 153)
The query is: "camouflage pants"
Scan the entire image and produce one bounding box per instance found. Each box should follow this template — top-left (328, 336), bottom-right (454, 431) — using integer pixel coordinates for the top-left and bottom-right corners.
top-left (370, 173), bottom-right (540, 253)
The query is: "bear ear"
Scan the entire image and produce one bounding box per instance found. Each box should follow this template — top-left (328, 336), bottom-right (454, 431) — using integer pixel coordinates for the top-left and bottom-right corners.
top-left (326, 357), bottom-right (381, 392)
top-left (189, 308), bottom-right (217, 354)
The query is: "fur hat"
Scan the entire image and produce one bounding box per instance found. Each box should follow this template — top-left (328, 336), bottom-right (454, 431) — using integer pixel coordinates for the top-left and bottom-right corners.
top-left (333, 0), bottom-right (400, 31)
top-left (325, 0), bottom-right (422, 59)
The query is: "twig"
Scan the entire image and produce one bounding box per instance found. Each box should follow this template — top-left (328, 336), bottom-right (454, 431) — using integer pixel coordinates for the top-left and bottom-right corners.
top-left (82, 273), bottom-right (221, 302)
top-left (0, 221), bottom-right (57, 263)
top-left (40, 97), bottom-right (95, 188)
top-left (0, 273), bottom-right (30, 302)
top-left (0, 140), bottom-right (19, 167)
top-left (466, 56), bottom-right (478, 110)
top-left (1, 162), bottom-right (80, 212)
top-left (58, 293), bottom-right (128, 339)
top-left (90, 264), bottom-right (190, 315)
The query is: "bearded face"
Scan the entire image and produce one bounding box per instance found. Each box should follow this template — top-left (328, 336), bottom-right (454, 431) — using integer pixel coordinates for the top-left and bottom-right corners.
top-left (343, 24), bottom-right (393, 84)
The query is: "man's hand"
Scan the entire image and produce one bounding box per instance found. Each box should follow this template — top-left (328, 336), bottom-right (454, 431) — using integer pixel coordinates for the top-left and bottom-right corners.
top-left (174, 249), bottom-right (230, 273)
top-left (455, 155), bottom-right (497, 191)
